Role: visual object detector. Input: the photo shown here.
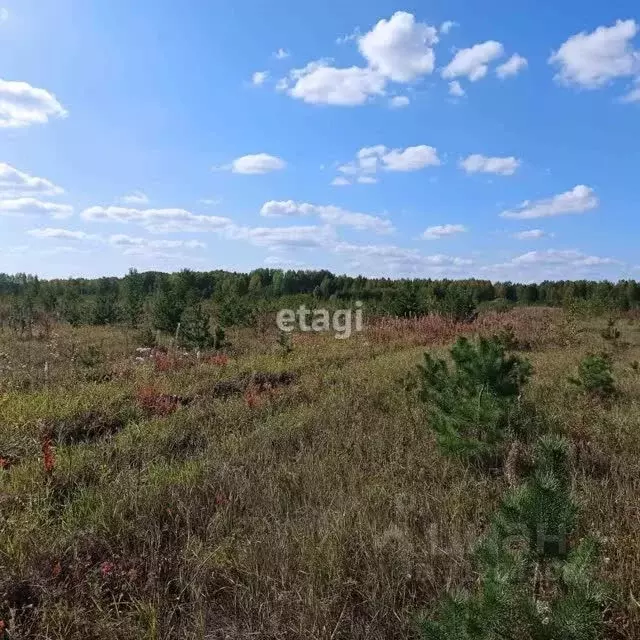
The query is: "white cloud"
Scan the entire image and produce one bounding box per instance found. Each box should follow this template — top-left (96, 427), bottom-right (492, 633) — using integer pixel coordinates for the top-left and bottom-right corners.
top-left (286, 61), bottom-right (386, 106)
top-left (442, 41), bottom-right (505, 81)
top-left (0, 78), bottom-right (68, 128)
top-left (0, 162), bottom-right (64, 197)
top-left (108, 235), bottom-right (206, 255)
top-left (28, 228), bottom-right (95, 241)
top-left (333, 144), bottom-right (440, 184)
top-left (358, 11), bottom-right (438, 82)
top-left (460, 154), bottom-right (520, 175)
top-left (331, 176), bottom-right (351, 186)
top-left (448, 80), bottom-right (465, 97)
top-left (252, 71), bottom-right (269, 86)
top-left (284, 12), bottom-right (439, 107)
top-left (217, 153), bottom-right (287, 174)
top-left (440, 21), bottom-right (457, 35)
top-left (260, 200), bottom-right (393, 234)
top-left (549, 19), bottom-right (639, 89)
top-left (199, 197), bottom-right (222, 206)
top-left (0, 8), bottom-right (8, 23)
top-left (120, 191), bottom-right (149, 205)
top-left (273, 49), bottom-right (290, 60)
top-left (382, 145), bottom-right (441, 171)
top-left (500, 185), bottom-right (598, 219)
top-left (511, 249), bottom-right (617, 267)
top-left (496, 54), bottom-right (528, 78)
top-left (389, 95), bottom-right (410, 108)
top-left (422, 224), bottom-right (467, 239)
top-left (230, 225), bottom-right (335, 250)
top-left (335, 241), bottom-right (472, 274)
top-left (81, 206), bottom-right (232, 232)
top-left (514, 229), bottom-right (547, 240)
top-left (0, 198), bottom-right (72, 219)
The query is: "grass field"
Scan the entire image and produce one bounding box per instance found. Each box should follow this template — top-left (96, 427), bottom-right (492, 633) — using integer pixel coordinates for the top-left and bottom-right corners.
top-left (1, 308), bottom-right (639, 639)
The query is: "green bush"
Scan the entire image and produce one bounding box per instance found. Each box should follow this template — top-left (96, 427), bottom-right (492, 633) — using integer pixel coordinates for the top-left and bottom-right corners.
top-left (417, 336), bottom-right (532, 463)
top-left (569, 354), bottom-right (615, 398)
top-left (422, 437), bottom-right (608, 640)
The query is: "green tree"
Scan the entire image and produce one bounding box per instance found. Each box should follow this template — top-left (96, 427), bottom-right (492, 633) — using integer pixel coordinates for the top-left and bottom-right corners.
top-left (417, 336), bottom-right (532, 463)
top-left (178, 304), bottom-right (214, 350)
top-left (152, 278), bottom-right (183, 333)
top-left (121, 268), bottom-right (145, 327)
top-left (422, 437), bottom-right (607, 640)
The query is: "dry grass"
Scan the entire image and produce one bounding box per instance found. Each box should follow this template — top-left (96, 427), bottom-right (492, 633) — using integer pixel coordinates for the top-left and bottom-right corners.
top-left (0, 309), bottom-right (639, 638)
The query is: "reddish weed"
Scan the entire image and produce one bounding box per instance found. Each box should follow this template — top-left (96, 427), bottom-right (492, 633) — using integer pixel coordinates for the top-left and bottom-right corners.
top-left (42, 435), bottom-right (56, 475)
top-left (136, 386), bottom-right (188, 416)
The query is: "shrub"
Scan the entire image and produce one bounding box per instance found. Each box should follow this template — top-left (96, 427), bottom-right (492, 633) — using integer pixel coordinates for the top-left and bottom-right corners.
top-left (569, 354), bottom-right (615, 398)
top-left (422, 437), bottom-right (608, 640)
top-left (417, 336), bottom-right (532, 463)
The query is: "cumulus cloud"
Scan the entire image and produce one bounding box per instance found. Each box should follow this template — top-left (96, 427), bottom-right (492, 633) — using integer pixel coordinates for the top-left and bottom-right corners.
top-left (383, 145), bottom-right (441, 171)
top-left (549, 19), bottom-right (639, 89)
top-left (81, 206), bottom-right (232, 232)
top-left (260, 200), bottom-right (393, 234)
top-left (389, 95), bottom-right (410, 108)
top-left (335, 144), bottom-right (440, 184)
top-left (514, 229), bottom-right (547, 240)
top-left (0, 163), bottom-right (64, 197)
top-left (358, 11), bottom-right (439, 82)
top-left (331, 176), bottom-right (351, 186)
top-left (496, 54), bottom-right (528, 78)
top-left (422, 224), bottom-right (467, 239)
top-left (500, 185), bottom-right (598, 219)
top-left (218, 153), bottom-right (287, 174)
top-left (120, 191), bottom-right (149, 205)
top-left (273, 49), bottom-right (290, 60)
top-left (285, 61), bottom-right (386, 106)
top-left (0, 78), bottom-right (68, 128)
top-left (251, 71), bottom-right (269, 86)
top-left (0, 198), bottom-right (72, 219)
top-left (283, 12), bottom-right (438, 106)
top-left (28, 228), bottom-right (95, 241)
top-left (460, 154), bottom-right (520, 175)
top-left (442, 41), bottom-right (505, 81)
top-left (448, 80), bottom-right (465, 97)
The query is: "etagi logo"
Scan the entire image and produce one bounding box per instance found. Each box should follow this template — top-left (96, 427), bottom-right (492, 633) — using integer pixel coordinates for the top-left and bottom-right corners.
top-left (276, 303), bottom-right (364, 340)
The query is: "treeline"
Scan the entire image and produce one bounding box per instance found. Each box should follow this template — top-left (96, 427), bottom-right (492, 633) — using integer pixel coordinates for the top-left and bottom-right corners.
top-left (1, 269), bottom-right (640, 333)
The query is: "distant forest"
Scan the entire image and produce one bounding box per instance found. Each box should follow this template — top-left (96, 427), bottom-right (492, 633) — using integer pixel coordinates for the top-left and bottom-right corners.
top-left (1, 269), bottom-right (639, 333)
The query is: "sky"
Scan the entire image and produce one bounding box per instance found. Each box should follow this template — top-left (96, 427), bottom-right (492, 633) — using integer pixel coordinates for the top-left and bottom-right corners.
top-left (1, 0), bottom-right (639, 282)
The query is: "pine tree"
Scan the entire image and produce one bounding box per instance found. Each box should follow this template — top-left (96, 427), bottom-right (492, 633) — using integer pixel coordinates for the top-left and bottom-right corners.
top-left (152, 279), bottom-right (183, 334)
top-left (422, 437), bottom-right (608, 640)
top-left (569, 354), bottom-right (615, 398)
top-left (417, 336), bottom-right (533, 463)
top-left (178, 304), bottom-right (214, 350)
top-left (121, 268), bottom-right (145, 327)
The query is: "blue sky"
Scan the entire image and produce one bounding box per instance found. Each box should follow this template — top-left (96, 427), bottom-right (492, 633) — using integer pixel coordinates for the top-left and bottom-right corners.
top-left (1, 0), bottom-right (639, 282)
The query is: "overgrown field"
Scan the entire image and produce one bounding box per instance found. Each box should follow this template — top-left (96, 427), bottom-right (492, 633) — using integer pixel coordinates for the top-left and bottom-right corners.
top-left (1, 308), bottom-right (639, 639)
